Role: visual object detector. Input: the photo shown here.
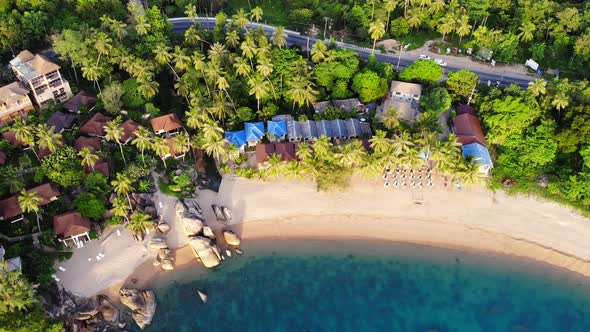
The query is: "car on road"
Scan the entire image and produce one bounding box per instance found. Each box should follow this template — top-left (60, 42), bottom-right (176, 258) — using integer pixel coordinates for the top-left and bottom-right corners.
top-left (434, 58), bottom-right (447, 67)
top-left (418, 54), bottom-right (431, 60)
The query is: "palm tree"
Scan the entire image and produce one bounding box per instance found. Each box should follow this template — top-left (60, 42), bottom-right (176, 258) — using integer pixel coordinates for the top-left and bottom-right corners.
top-left (286, 76), bottom-right (318, 110)
top-left (12, 119), bottom-right (38, 158)
top-left (392, 131), bottom-right (415, 156)
top-left (552, 93), bottom-right (569, 113)
top-left (233, 8), bottom-right (250, 31)
top-left (35, 124), bottom-right (63, 154)
top-left (265, 154), bottom-right (283, 178)
top-left (248, 75), bottom-right (270, 112)
top-left (172, 46), bottom-right (191, 73)
top-left (367, 0), bottom-right (377, 20)
top-left (400, 148), bottom-right (425, 170)
top-left (312, 136), bottom-right (332, 160)
top-left (153, 44), bottom-right (178, 79)
top-left (132, 126), bottom-right (152, 166)
top-left (284, 161), bottom-right (304, 180)
top-left (370, 130), bottom-right (392, 156)
top-left (1, 166), bottom-right (24, 194)
top-left (81, 61), bottom-right (103, 93)
top-left (104, 117), bottom-right (127, 166)
top-left (369, 19), bottom-right (386, 53)
top-left (201, 137), bottom-right (226, 161)
top-left (137, 77), bottom-right (159, 99)
top-left (94, 32), bottom-right (112, 65)
top-left (111, 196), bottom-right (130, 223)
top-left (134, 15), bottom-right (151, 35)
top-left (112, 173), bottom-right (134, 208)
top-left (358, 154), bottom-right (383, 179)
top-left (382, 107), bottom-right (401, 130)
top-left (225, 30), bottom-right (241, 49)
top-left (126, 212), bottom-right (153, 240)
top-left (271, 26), bottom-right (287, 49)
top-left (201, 120), bottom-right (224, 142)
top-left (296, 142), bottom-right (313, 161)
top-left (406, 9), bottom-right (423, 31)
top-left (151, 136), bottom-right (170, 168)
top-left (250, 6), bottom-right (263, 23)
top-left (0, 263), bottom-right (37, 312)
top-left (234, 57), bottom-right (251, 77)
top-left (430, 0), bottom-right (445, 14)
top-left (184, 3), bottom-right (198, 22)
top-left (456, 16), bottom-right (472, 47)
top-left (528, 79), bottom-right (547, 97)
top-left (438, 16), bottom-right (456, 42)
top-left (311, 41), bottom-right (329, 63)
top-left (18, 189), bottom-right (42, 231)
top-left (383, 0), bottom-right (399, 31)
top-left (456, 157), bottom-right (483, 186)
top-left (208, 42), bottom-right (227, 63)
top-left (338, 140), bottom-right (367, 167)
top-left (173, 132), bottom-right (191, 159)
top-left (78, 147), bottom-right (99, 171)
top-left (517, 21), bottom-right (536, 43)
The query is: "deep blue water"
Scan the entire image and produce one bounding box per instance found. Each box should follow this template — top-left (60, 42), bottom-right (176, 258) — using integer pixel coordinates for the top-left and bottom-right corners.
top-left (142, 240), bottom-right (590, 332)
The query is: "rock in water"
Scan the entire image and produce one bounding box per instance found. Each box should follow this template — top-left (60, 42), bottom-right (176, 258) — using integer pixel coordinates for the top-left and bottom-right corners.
top-left (226, 249), bottom-right (232, 257)
top-left (161, 258), bottom-right (175, 270)
top-left (223, 230), bottom-right (241, 246)
top-left (235, 248), bottom-right (244, 255)
top-left (119, 288), bottom-right (157, 330)
top-left (203, 226), bottom-right (215, 239)
top-left (188, 236), bottom-right (221, 268)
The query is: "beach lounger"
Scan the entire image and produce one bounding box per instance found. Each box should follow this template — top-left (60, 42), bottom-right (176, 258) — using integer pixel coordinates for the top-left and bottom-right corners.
top-left (211, 205), bottom-right (225, 222)
top-left (58, 266), bottom-right (66, 272)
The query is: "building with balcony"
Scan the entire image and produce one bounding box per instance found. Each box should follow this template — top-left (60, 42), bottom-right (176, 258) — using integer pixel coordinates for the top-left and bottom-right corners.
top-left (10, 50), bottom-right (72, 109)
top-left (0, 82), bottom-right (34, 126)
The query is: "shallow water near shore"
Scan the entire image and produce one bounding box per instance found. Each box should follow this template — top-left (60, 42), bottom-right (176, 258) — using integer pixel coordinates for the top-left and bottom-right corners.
top-left (140, 239), bottom-right (590, 332)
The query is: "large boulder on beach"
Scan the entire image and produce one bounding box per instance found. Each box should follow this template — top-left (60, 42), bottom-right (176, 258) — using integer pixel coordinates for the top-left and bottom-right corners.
top-left (203, 226), bottom-right (215, 239)
top-left (148, 237), bottom-right (168, 250)
top-left (156, 222), bottom-right (171, 234)
top-left (188, 236), bottom-right (221, 268)
top-left (97, 295), bottom-right (118, 323)
top-left (223, 230), bottom-right (241, 246)
top-left (119, 288), bottom-right (156, 330)
top-left (161, 258), bottom-right (175, 271)
top-left (181, 216), bottom-right (203, 236)
top-left (132, 193), bottom-right (154, 208)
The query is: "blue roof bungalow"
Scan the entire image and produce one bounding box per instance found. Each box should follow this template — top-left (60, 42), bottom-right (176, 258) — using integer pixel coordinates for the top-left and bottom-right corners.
top-left (300, 120), bottom-right (318, 141)
top-left (224, 130), bottom-right (247, 150)
top-left (330, 119), bottom-right (348, 139)
top-left (245, 122), bottom-right (265, 146)
top-left (287, 120), bottom-right (302, 142)
top-left (462, 143), bottom-right (493, 176)
top-left (316, 120), bottom-right (333, 138)
top-left (267, 120), bottom-right (287, 142)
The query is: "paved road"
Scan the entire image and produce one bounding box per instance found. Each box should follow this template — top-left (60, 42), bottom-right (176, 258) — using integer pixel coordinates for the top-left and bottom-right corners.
top-left (169, 17), bottom-right (535, 88)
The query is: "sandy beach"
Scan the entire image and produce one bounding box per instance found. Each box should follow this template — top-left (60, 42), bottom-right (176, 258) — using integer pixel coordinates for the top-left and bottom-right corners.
top-left (57, 174), bottom-right (590, 297)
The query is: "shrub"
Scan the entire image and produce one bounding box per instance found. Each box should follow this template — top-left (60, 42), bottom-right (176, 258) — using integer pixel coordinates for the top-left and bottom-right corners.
top-left (107, 216), bottom-right (122, 226)
top-left (75, 193), bottom-right (106, 220)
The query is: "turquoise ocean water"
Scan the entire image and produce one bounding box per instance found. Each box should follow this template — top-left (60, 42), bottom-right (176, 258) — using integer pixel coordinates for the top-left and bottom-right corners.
top-left (142, 239), bottom-right (590, 332)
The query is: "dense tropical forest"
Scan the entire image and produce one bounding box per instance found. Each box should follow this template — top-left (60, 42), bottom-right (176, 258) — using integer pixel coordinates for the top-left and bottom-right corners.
top-left (0, 0), bottom-right (590, 330)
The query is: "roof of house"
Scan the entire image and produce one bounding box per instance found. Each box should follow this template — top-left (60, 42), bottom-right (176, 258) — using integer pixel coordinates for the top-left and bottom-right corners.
top-left (390, 80), bottom-right (423, 96)
top-left (383, 98), bottom-right (419, 122)
top-left (462, 143), bottom-right (493, 167)
top-left (63, 91), bottom-right (96, 113)
top-left (0, 183), bottom-right (60, 221)
top-left (85, 159), bottom-right (109, 177)
top-left (79, 113), bottom-right (112, 137)
top-left (333, 98), bottom-right (364, 112)
top-left (271, 114), bottom-right (294, 122)
top-left (360, 122), bottom-right (372, 136)
top-left (300, 120), bottom-right (318, 139)
top-left (0, 150), bottom-right (5, 165)
top-left (345, 118), bottom-right (362, 137)
top-left (0, 82), bottom-right (30, 105)
top-left (53, 212), bottom-right (91, 238)
top-left (46, 111), bottom-right (76, 133)
top-left (256, 143), bottom-right (275, 163)
top-left (11, 50), bottom-right (60, 79)
top-left (2, 131), bottom-right (26, 147)
top-left (74, 136), bottom-right (101, 152)
top-left (37, 137), bottom-right (64, 159)
top-left (274, 142), bottom-right (296, 161)
top-left (165, 137), bottom-right (185, 157)
top-left (453, 113), bottom-right (487, 147)
top-left (330, 119), bottom-right (348, 138)
top-left (456, 104), bottom-right (477, 116)
top-left (313, 101), bottom-right (333, 113)
top-left (245, 122), bottom-right (265, 142)
top-left (224, 130), bottom-right (247, 148)
top-left (287, 120), bottom-right (302, 140)
top-left (150, 113), bottom-right (182, 133)
top-left (316, 120), bottom-right (333, 138)
top-left (267, 120), bottom-right (287, 137)
top-left (121, 119), bottom-right (139, 143)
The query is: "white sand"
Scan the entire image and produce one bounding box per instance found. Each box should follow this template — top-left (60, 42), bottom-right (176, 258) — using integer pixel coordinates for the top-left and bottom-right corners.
top-left (59, 174), bottom-right (590, 297)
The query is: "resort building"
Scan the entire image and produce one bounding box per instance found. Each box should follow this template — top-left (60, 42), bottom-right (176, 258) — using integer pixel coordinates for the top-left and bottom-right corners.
top-left (245, 122), bottom-right (265, 146)
top-left (79, 113), bottom-right (112, 138)
top-left (286, 119), bottom-right (302, 142)
top-left (267, 120), bottom-right (287, 142)
top-left (224, 130), bottom-right (247, 151)
top-left (331, 119), bottom-right (348, 139)
top-left (274, 142), bottom-right (297, 161)
top-left (85, 159), bottom-right (110, 177)
top-left (162, 137), bottom-right (186, 160)
top-left (121, 119), bottom-right (140, 144)
top-left (255, 143), bottom-right (275, 164)
top-left (0, 183), bottom-right (60, 222)
top-left (462, 143), bottom-right (494, 176)
top-left (46, 111), bottom-right (76, 133)
top-left (63, 91), bottom-right (96, 113)
top-left (456, 104), bottom-right (477, 116)
top-left (2, 131), bottom-right (27, 148)
top-left (10, 50), bottom-right (72, 109)
top-left (150, 113), bottom-right (182, 136)
top-left (53, 212), bottom-right (91, 248)
top-left (37, 137), bottom-right (64, 160)
top-left (453, 113), bottom-right (488, 147)
top-left (380, 81), bottom-right (422, 122)
top-left (316, 120), bottom-right (332, 138)
top-left (74, 136), bottom-right (102, 152)
top-left (313, 98), bottom-right (365, 114)
top-left (0, 82), bottom-right (34, 126)
top-left (300, 120), bottom-right (318, 141)
top-left (256, 142), bottom-right (298, 164)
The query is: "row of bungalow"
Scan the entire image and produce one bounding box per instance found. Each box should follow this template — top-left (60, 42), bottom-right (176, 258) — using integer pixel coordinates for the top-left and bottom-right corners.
top-left (225, 115), bottom-right (372, 150)
top-left (452, 105), bottom-right (494, 176)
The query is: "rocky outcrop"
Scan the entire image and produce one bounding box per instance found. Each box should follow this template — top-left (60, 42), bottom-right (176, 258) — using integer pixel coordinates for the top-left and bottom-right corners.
top-left (188, 236), bottom-right (221, 268)
top-left (203, 226), bottom-right (215, 239)
top-left (119, 288), bottom-right (157, 330)
top-left (156, 222), bottom-right (171, 234)
top-left (157, 248), bottom-right (175, 271)
top-left (97, 295), bottom-right (118, 323)
top-left (223, 230), bottom-right (241, 246)
top-left (148, 237), bottom-right (168, 250)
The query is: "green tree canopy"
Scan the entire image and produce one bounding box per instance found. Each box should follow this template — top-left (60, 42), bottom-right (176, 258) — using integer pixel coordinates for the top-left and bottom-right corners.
top-left (40, 146), bottom-right (84, 187)
top-left (399, 60), bottom-right (442, 83)
top-left (446, 69), bottom-right (478, 99)
top-left (420, 87), bottom-right (452, 115)
top-left (75, 192), bottom-right (106, 220)
top-left (351, 70), bottom-right (388, 103)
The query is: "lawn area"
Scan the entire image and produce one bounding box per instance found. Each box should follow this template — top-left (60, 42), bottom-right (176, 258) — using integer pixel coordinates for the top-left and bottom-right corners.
top-left (225, 0), bottom-right (289, 27)
top-left (399, 30), bottom-right (440, 50)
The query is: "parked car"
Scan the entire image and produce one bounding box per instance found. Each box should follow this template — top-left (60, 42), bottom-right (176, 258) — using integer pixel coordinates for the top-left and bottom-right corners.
top-left (418, 54), bottom-right (431, 60)
top-left (434, 58), bottom-right (447, 67)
